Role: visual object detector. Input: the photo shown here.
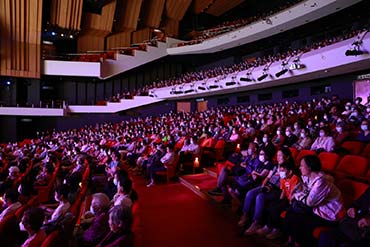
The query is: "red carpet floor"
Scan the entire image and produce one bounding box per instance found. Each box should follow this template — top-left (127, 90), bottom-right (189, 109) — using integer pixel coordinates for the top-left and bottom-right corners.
top-left (133, 174), bottom-right (276, 247)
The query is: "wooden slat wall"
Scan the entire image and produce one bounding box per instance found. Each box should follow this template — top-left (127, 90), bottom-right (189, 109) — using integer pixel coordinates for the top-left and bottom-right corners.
top-left (193, 0), bottom-right (215, 14)
top-left (106, 32), bottom-right (132, 49)
top-left (50, 0), bottom-right (83, 30)
top-left (205, 0), bottom-right (244, 16)
top-left (163, 18), bottom-right (179, 38)
top-left (116, 0), bottom-right (143, 32)
top-left (132, 28), bottom-right (152, 44)
top-left (83, 1), bottom-right (116, 32)
top-left (165, 0), bottom-right (192, 20)
top-left (142, 0), bottom-right (165, 28)
top-left (77, 35), bottom-right (105, 52)
top-left (0, 0), bottom-right (43, 78)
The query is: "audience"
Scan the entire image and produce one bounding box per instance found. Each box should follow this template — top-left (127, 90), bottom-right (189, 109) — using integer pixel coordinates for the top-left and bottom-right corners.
top-left (0, 188), bottom-right (22, 221)
top-left (20, 207), bottom-right (47, 247)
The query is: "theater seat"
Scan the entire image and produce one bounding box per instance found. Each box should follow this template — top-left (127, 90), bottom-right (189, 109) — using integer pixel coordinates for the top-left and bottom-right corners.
top-left (336, 179), bottom-right (369, 208)
top-left (361, 143), bottom-right (370, 160)
top-left (41, 230), bottom-right (60, 247)
top-left (318, 152), bottom-right (340, 172)
top-left (295, 150), bottom-right (316, 166)
top-left (155, 155), bottom-right (179, 183)
top-left (335, 155), bottom-right (368, 178)
top-left (341, 141), bottom-right (364, 155)
top-left (289, 147), bottom-right (298, 160)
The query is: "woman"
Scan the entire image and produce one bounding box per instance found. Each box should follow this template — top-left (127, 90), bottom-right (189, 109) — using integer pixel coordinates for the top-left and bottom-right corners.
top-left (80, 193), bottom-right (110, 246)
top-left (20, 207), bottom-right (47, 247)
top-left (43, 184), bottom-right (71, 224)
top-left (97, 205), bottom-right (133, 247)
top-left (112, 177), bottom-right (133, 208)
top-left (292, 128), bottom-right (312, 151)
top-left (311, 127), bottom-right (335, 152)
top-left (284, 155), bottom-right (343, 247)
top-left (356, 120), bottom-right (370, 142)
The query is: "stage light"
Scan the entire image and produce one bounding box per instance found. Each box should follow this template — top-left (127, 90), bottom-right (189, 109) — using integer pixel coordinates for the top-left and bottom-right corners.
top-left (257, 73), bottom-right (268, 81)
top-left (198, 86), bottom-right (206, 91)
top-left (225, 81), bottom-right (236, 86)
top-left (184, 89), bottom-right (195, 94)
top-left (51, 32), bottom-right (56, 36)
top-left (240, 77), bottom-right (252, 82)
top-left (69, 35), bottom-right (73, 39)
top-left (208, 85), bottom-right (219, 89)
top-left (275, 68), bottom-right (289, 78)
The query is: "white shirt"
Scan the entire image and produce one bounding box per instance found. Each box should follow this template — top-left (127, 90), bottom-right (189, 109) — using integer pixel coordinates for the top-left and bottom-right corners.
top-left (0, 201), bottom-right (22, 221)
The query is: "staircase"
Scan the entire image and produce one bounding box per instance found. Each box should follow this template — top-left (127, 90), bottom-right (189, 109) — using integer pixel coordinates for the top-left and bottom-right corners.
top-left (100, 38), bottom-right (180, 79)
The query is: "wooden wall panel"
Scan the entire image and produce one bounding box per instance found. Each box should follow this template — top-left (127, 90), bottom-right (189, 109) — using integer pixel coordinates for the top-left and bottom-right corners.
top-left (116, 0), bottom-right (143, 32)
top-left (142, 0), bottom-right (165, 28)
top-left (205, 0), bottom-right (244, 16)
top-left (50, 0), bottom-right (83, 30)
top-left (163, 18), bottom-right (179, 38)
top-left (165, 0), bottom-right (192, 20)
top-left (77, 35), bottom-right (105, 52)
top-left (132, 28), bottom-right (152, 44)
top-left (83, 1), bottom-right (116, 32)
top-left (106, 32), bottom-right (132, 49)
top-left (0, 0), bottom-right (43, 78)
top-left (193, 0), bottom-right (215, 14)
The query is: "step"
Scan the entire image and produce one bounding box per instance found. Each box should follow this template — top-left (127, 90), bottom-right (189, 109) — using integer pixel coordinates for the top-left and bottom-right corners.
top-left (179, 173), bottom-right (223, 204)
top-left (204, 167), bottom-right (218, 178)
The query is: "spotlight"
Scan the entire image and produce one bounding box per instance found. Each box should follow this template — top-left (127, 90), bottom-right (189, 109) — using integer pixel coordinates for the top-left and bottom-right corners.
top-left (184, 89), bottom-right (195, 94)
top-left (275, 68), bottom-right (289, 78)
top-left (257, 73), bottom-right (268, 81)
top-left (51, 32), bottom-right (56, 36)
top-left (225, 81), bottom-right (236, 86)
top-left (6, 81), bottom-right (11, 85)
top-left (240, 77), bottom-right (253, 82)
top-left (61, 34), bottom-right (64, 37)
top-left (70, 35), bottom-right (74, 39)
top-left (208, 85), bottom-right (219, 89)
top-left (198, 86), bottom-right (206, 91)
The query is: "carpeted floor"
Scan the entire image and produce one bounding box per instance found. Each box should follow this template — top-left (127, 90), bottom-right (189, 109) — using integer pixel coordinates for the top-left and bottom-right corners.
top-left (133, 174), bottom-right (278, 247)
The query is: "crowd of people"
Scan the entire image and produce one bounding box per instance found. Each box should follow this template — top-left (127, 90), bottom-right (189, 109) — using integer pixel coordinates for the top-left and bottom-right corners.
top-left (0, 93), bottom-right (370, 246)
top-left (177, 0), bottom-right (304, 47)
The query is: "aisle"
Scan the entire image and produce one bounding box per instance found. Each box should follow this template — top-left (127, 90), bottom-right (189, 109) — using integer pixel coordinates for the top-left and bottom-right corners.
top-left (132, 176), bottom-right (272, 247)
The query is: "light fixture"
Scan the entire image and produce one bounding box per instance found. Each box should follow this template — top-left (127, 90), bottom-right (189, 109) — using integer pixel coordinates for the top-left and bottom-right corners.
top-left (345, 40), bottom-right (365, 56)
top-left (257, 73), bottom-right (268, 81)
top-left (275, 68), bottom-right (289, 78)
top-left (225, 81), bottom-right (236, 86)
top-left (197, 86), bottom-right (206, 91)
top-left (69, 35), bottom-right (73, 39)
top-left (51, 32), bottom-right (56, 36)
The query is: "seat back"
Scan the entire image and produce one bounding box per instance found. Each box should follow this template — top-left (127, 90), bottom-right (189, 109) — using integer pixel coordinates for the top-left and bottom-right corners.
top-left (41, 230), bottom-right (60, 247)
top-left (361, 143), bottom-right (370, 160)
top-left (289, 147), bottom-right (298, 160)
top-left (318, 152), bottom-right (340, 172)
top-left (295, 150), bottom-right (316, 166)
top-left (341, 141), bottom-right (364, 155)
top-left (336, 179), bottom-right (369, 208)
top-left (336, 155), bottom-right (368, 177)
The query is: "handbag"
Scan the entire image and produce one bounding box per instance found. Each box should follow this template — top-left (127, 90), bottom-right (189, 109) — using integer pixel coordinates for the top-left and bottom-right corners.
top-left (291, 199), bottom-right (312, 214)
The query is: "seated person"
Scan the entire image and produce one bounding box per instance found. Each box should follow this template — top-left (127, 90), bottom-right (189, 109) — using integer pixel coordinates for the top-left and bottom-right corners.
top-left (0, 188), bottom-right (22, 221)
top-left (271, 127), bottom-right (286, 149)
top-left (318, 186), bottom-right (370, 247)
top-left (282, 126), bottom-right (298, 147)
top-left (79, 193), bottom-right (110, 246)
top-left (284, 155), bottom-right (343, 247)
top-left (112, 178), bottom-right (133, 208)
top-left (18, 180), bottom-right (37, 205)
top-left (0, 165), bottom-right (20, 195)
top-left (311, 127), bottom-right (335, 152)
top-left (292, 128), bottom-right (313, 151)
top-left (42, 184), bottom-right (71, 224)
top-left (356, 120), bottom-right (370, 143)
top-left (34, 162), bottom-right (54, 186)
top-left (332, 121), bottom-right (350, 149)
top-left (19, 207), bottom-right (47, 247)
top-left (256, 161), bottom-right (301, 239)
top-left (96, 205), bottom-right (133, 247)
top-left (146, 146), bottom-right (174, 187)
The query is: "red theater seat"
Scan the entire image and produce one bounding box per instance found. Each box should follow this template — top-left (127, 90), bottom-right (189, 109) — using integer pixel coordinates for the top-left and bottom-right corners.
top-left (155, 155), bottom-right (179, 183)
top-left (335, 155), bottom-right (368, 178)
top-left (318, 152), bottom-right (340, 172)
top-left (341, 141), bottom-right (364, 155)
top-left (295, 150), bottom-right (316, 166)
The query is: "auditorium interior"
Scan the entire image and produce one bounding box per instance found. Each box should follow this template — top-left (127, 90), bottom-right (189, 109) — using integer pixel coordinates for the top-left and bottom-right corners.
top-left (0, 0), bottom-right (370, 247)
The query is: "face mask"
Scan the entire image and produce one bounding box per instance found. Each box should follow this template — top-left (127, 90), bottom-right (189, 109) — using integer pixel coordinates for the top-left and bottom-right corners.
top-left (262, 137), bottom-right (268, 143)
top-left (336, 127), bottom-right (342, 133)
top-left (19, 222), bottom-right (26, 231)
top-left (279, 171), bottom-right (286, 179)
top-left (367, 108), bottom-right (370, 113)
top-left (361, 125), bottom-right (368, 131)
top-left (319, 132), bottom-right (325, 137)
top-left (113, 178), bottom-right (118, 186)
top-left (259, 155), bottom-right (265, 163)
top-left (90, 205), bottom-right (96, 215)
top-left (247, 149), bottom-right (253, 156)
top-left (276, 130), bottom-right (281, 135)
top-left (345, 106), bottom-right (350, 110)
top-left (300, 133), bottom-right (305, 138)
top-left (285, 131), bottom-right (290, 136)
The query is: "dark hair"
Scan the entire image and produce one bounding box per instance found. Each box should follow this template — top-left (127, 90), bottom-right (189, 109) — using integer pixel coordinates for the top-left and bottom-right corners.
top-left (65, 172), bottom-right (82, 192)
top-left (279, 147), bottom-right (294, 164)
top-left (118, 178), bottom-right (132, 194)
top-left (55, 184), bottom-right (70, 199)
top-left (19, 181), bottom-right (36, 197)
top-left (23, 207), bottom-right (45, 231)
top-left (4, 188), bottom-right (19, 203)
top-left (279, 161), bottom-right (296, 171)
top-left (302, 155), bottom-right (321, 172)
top-left (115, 169), bottom-right (129, 181)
